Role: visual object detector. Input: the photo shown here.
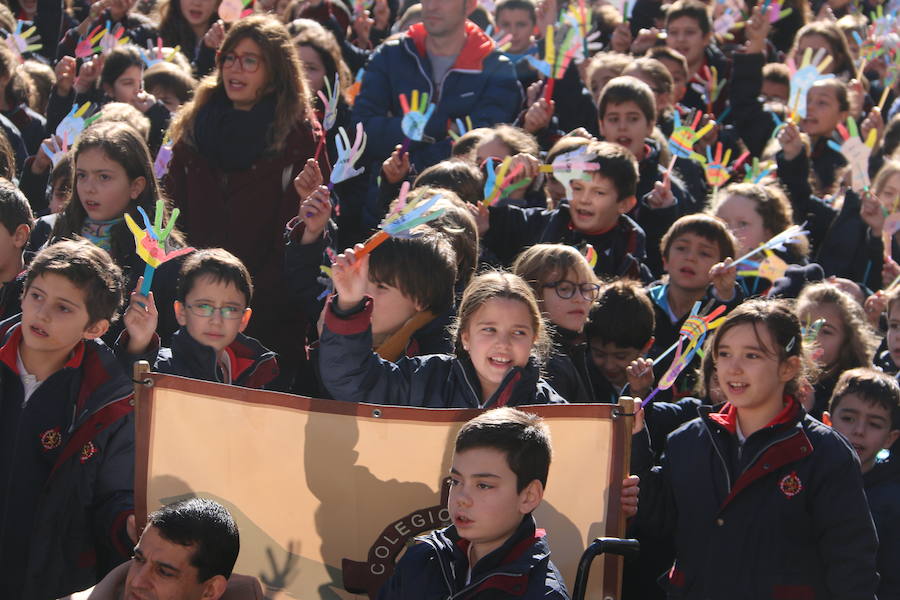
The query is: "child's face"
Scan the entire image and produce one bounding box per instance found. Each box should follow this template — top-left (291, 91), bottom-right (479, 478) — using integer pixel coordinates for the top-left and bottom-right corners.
top-left (20, 273), bottom-right (108, 358)
top-left (366, 277), bottom-right (423, 341)
top-left (298, 45), bottom-right (327, 94)
top-left (540, 269), bottom-right (595, 333)
top-left (665, 16), bottom-right (710, 68)
top-left (105, 65), bottom-right (143, 104)
top-left (589, 67), bottom-right (620, 103)
top-left (76, 147), bottom-right (146, 222)
top-left (175, 275), bottom-right (251, 354)
top-left (663, 232), bottom-right (721, 293)
top-left (449, 446), bottom-right (539, 559)
top-left (887, 303), bottom-right (900, 367)
top-left (657, 57), bottom-right (687, 101)
top-left (802, 85), bottom-right (846, 138)
top-left (761, 79), bottom-right (790, 103)
top-left (180, 0), bottom-right (217, 28)
top-left (794, 34), bottom-right (835, 75)
top-left (714, 323), bottom-right (798, 410)
top-left (830, 393), bottom-right (900, 472)
top-left (496, 7), bottom-right (535, 54)
top-left (49, 179), bottom-right (69, 214)
top-left (877, 173), bottom-right (900, 215)
top-left (715, 194), bottom-right (769, 257)
top-left (799, 302), bottom-right (845, 370)
top-left (460, 297), bottom-right (535, 392)
top-left (147, 85), bottom-right (183, 114)
top-left (598, 100), bottom-right (654, 160)
top-left (590, 340), bottom-right (643, 387)
top-left (222, 37), bottom-right (269, 111)
top-left (568, 173), bottom-right (634, 233)
top-left (544, 174), bottom-right (567, 205)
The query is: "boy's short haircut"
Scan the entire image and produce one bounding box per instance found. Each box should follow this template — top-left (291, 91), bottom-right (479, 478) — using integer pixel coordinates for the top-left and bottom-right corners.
top-left (455, 407), bottom-right (552, 492)
top-left (0, 177), bottom-right (34, 234)
top-left (665, 0), bottom-right (711, 35)
top-left (584, 139), bottom-right (639, 200)
top-left (494, 0), bottom-right (536, 22)
top-left (762, 62), bottom-right (791, 88)
top-left (587, 52), bottom-right (631, 85)
top-left (586, 279), bottom-right (655, 349)
top-left (830, 367), bottom-right (900, 430)
top-left (369, 228), bottom-right (458, 316)
top-left (660, 213), bottom-right (736, 262)
top-left (144, 62), bottom-right (198, 104)
top-left (450, 127), bottom-right (492, 161)
top-left (26, 239), bottom-right (125, 325)
top-left (89, 102), bottom-right (151, 141)
top-left (414, 159), bottom-right (485, 204)
top-left (646, 46), bottom-right (689, 74)
top-left (483, 124), bottom-right (540, 158)
top-left (512, 244), bottom-right (600, 300)
top-left (177, 248), bottom-right (254, 306)
top-left (546, 135), bottom-right (589, 164)
top-left (598, 76), bottom-right (657, 128)
top-left (623, 57), bottom-right (674, 95)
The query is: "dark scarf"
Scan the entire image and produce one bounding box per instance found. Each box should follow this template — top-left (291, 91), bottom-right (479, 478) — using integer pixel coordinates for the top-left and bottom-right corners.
top-left (194, 90), bottom-right (277, 171)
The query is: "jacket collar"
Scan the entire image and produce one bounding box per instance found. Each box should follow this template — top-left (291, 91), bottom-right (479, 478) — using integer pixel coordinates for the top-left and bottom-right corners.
top-left (170, 327), bottom-right (278, 385)
top-left (406, 21), bottom-right (495, 71)
top-left (0, 321), bottom-right (85, 375)
top-left (706, 395), bottom-right (801, 435)
top-left (456, 355), bottom-right (542, 409)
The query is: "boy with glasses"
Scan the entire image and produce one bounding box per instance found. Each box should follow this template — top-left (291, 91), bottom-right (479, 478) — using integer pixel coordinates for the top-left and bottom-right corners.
top-left (117, 248), bottom-right (278, 388)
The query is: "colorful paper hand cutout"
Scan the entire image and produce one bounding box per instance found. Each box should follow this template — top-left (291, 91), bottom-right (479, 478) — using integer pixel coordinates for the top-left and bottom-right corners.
top-left (483, 157), bottom-right (528, 206)
top-left (124, 202), bottom-right (195, 295)
top-left (788, 47), bottom-right (834, 119)
top-left (6, 21), bottom-right (41, 58)
top-left (153, 134), bottom-right (174, 179)
top-left (539, 146), bottom-right (599, 195)
top-left (448, 116), bottom-right (473, 142)
top-left (99, 20), bottom-right (129, 53)
top-left (736, 250), bottom-right (789, 281)
top-left (669, 111), bottom-right (714, 162)
top-left (399, 89), bottom-right (435, 142)
top-left (330, 122), bottom-right (367, 186)
top-left (704, 142), bottom-right (732, 188)
top-left (317, 73), bottom-right (340, 132)
top-left (827, 117), bottom-right (877, 192)
top-left (742, 157), bottom-right (774, 183)
top-left (525, 24), bottom-right (579, 100)
top-left (356, 182), bottom-right (446, 258)
top-left (582, 243), bottom-right (597, 269)
top-left (733, 224), bottom-right (809, 266)
top-left (56, 102), bottom-right (99, 144)
top-left (140, 38), bottom-right (178, 68)
top-left (218, 0), bottom-right (253, 22)
top-left (75, 24), bottom-right (106, 57)
top-left (41, 133), bottom-right (69, 169)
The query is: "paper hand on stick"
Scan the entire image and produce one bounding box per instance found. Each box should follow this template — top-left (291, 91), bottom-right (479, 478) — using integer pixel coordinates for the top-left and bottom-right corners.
top-left (218, 0), bottom-right (253, 22)
top-left (669, 111), bottom-right (713, 162)
top-left (124, 201), bottom-right (195, 295)
top-left (399, 89), bottom-right (434, 142)
top-left (330, 122), bottom-right (367, 186)
top-left (448, 116), bottom-right (473, 142)
top-left (41, 134), bottom-right (69, 169)
top-left (827, 116), bottom-right (877, 192)
top-left (539, 146), bottom-right (598, 195)
top-left (483, 157), bottom-right (528, 206)
top-left (788, 47), bottom-right (834, 119)
top-left (356, 182), bottom-right (446, 258)
top-left (733, 224), bottom-right (809, 265)
top-left (56, 102), bottom-right (99, 144)
top-left (6, 20), bottom-right (41, 57)
top-left (704, 142), bottom-right (732, 188)
top-left (75, 24), bottom-right (105, 58)
top-left (736, 250), bottom-right (789, 281)
top-left (154, 134), bottom-right (174, 179)
top-left (99, 21), bottom-right (128, 53)
top-left (317, 73), bottom-right (340, 132)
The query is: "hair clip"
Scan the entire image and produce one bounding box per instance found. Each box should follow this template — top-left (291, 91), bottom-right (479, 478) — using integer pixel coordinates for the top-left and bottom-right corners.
top-left (785, 336), bottom-right (796, 353)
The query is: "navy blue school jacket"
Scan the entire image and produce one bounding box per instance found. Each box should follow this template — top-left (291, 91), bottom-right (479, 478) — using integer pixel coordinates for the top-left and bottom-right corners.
top-left (116, 327), bottom-right (279, 389)
top-left (0, 318), bottom-right (135, 599)
top-left (319, 295), bottom-right (566, 408)
top-left (635, 397), bottom-right (879, 599)
top-left (377, 514), bottom-right (569, 600)
top-left (864, 458), bottom-right (900, 600)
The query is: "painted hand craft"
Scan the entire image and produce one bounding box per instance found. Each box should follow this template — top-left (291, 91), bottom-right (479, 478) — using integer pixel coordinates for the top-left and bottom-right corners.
top-left (41, 133), bottom-right (69, 169)
top-left (699, 65), bottom-right (725, 112)
top-left (565, 0), bottom-right (603, 59)
top-left (539, 146), bottom-right (599, 194)
top-left (218, 0), bottom-right (253, 22)
top-left (827, 116), bottom-right (877, 192)
top-left (736, 249), bottom-right (789, 281)
top-left (330, 122), bottom-right (367, 188)
top-left (5, 21), bottom-right (41, 58)
top-left (75, 24), bottom-right (106, 58)
top-left (704, 142), bottom-right (732, 190)
top-left (668, 111), bottom-right (714, 162)
top-left (355, 182), bottom-right (446, 258)
top-left (153, 133), bottom-right (174, 179)
top-left (581, 243), bottom-right (597, 269)
top-left (399, 89), bottom-right (435, 153)
top-left (448, 116), bottom-right (473, 142)
top-left (124, 201), bottom-right (195, 295)
top-left (879, 50), bottom-right (900, 110)
top-left (483, 157), bottom-right (529, 206)
top-left (140, 38), bottom-right (178, 68)
top-left (787, 47), bottom-right (834, 119)
top-left (733, 224), bottom-right (809, 267)
top-left (641, 302), bottom-right (727, 407)
top-left (314, 73), bottom-right (340, 160)
top-left (525, 24), bottom-right (579, 101)
top-left (99, 20), bottom-right (129, 53)
top-left (742, 157), bottom-right (774, 183)
top-left (56, 102), bottom-right (100, 144)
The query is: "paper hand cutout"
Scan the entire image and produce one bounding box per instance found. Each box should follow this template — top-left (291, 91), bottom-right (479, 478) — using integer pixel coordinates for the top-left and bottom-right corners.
top-left (788, 47), bottom-right (834, 118)
top-left (704, 142), bottom-right (732, 188)
top-left (539, 146), bottom-right (599, 194)
top-left (448, 115), bottom-right (473, 142)
top-left (218, 0), bottom-right (253, 22)
top-left (669, 111), bottom-right (714, 162)
top-left (827, 117), bottom-right (877, 192)
top-left (153, 134), bottom-right (174, 179)
top-left (99, 20), bottom-right (128, 53)
top-left (483, 157), bottom-right (528, 206)
top-left (140, 38), bottom-right (178, 67)
top-left (743, 157), bottom-right (774, 183)
top-left (733, 224), bottom-right (809, 265)
top-left (6, 20), bottom-right (41, 58)
top-left (736, 250), bottom-right (789, 281)
top-left (399, 89), bottom-right (435, 142)
top-left (330, 122), bottom-right (367, 185)
top-left (356, 182), bottom-right (447, 258)
top-left (75, 24), bottom-right (106, 58)
top-left (56, 102), bottom-right (99, 144)
top-left (41, 133), bottom-right (69, 169)
top-left (316, 73), bottom-right (340, 132)
top-left (124, 202), bottom-right (195, 295)
top-left (582, 243), bottom-right (598, 269)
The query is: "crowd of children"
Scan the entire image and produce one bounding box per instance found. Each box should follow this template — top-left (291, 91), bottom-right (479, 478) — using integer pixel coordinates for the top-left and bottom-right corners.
top-left (0, 0), bottom-right (899, 596)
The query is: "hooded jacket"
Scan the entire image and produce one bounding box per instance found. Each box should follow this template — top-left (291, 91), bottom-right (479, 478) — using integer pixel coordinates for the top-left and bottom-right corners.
top-left (377, 514), bottom-right (569, 600)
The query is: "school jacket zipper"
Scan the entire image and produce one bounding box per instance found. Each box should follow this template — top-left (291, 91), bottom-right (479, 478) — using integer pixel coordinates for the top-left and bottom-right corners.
top-left (424, 538), bottom-right (524, 600)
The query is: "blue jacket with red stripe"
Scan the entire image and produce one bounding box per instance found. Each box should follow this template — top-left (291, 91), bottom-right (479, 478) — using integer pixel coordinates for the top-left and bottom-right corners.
top-left (377, 514), bottom-right (569, 599)
top-left (0, 318), bottom-right (135, 599)
top-left (634, 397), bottom-right (879, 599)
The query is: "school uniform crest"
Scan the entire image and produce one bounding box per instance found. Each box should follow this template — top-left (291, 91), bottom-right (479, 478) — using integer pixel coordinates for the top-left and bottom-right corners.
top-left (40, 427), bottom-right (62, 451)
top-left (779, 471), bottom-right (803, 498)
top-left (80, 441), bottom-right (98, 463)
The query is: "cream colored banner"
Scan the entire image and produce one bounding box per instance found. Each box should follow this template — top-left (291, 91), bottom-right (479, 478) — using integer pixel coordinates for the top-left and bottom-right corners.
top-left (135, 372), bottom-right (631, 600)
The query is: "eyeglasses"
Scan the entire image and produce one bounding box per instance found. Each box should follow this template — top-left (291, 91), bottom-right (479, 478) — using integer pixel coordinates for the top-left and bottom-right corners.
top-left (185, 302), bottom-right (247, 320)
top-left (543, 280), bottom-right (601, 301)
top-left (221, 52), bottom-right (262, 73)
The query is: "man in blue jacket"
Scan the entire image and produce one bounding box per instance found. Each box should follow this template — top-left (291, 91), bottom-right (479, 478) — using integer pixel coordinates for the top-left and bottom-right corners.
top-left (351, 0), bottom-right (522, 173)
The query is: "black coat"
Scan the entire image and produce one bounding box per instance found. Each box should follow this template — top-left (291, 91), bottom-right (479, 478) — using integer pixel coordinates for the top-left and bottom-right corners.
top-left (864, 458), bottom-right (900, 600)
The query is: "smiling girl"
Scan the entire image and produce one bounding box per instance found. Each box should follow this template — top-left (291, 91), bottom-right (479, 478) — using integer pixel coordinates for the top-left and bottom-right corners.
top-left (635, 299), bottom-right (879, 598)
top-left (320, 251), bottom-right (565, 408)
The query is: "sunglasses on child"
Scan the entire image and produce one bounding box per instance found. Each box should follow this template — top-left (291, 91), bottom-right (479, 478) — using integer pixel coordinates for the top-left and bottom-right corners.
top-left (185, 303), bottom-right (247, 320)
top-left (543, 280), bottom-right (601, 301)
